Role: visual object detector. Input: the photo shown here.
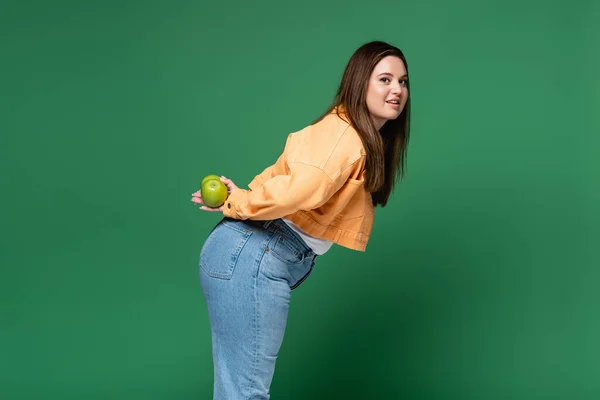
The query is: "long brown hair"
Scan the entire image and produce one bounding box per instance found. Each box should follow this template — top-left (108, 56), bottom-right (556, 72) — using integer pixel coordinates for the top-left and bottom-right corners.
top-left (312, 41), bottom-right (411, 208)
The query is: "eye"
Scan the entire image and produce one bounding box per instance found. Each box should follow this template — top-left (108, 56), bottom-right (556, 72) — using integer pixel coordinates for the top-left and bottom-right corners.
top-left (380, 77), bottom-right (391, 83)
top-left (400, 79), bottom-right (408, 86)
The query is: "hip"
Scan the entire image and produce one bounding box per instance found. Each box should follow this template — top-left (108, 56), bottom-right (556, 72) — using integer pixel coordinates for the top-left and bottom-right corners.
top-left (199, 217), bottom-right (318, 289)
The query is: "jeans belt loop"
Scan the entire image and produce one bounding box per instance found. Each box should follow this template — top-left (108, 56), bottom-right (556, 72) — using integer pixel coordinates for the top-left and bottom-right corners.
top-left (262, 219), bottom-right (275, 229)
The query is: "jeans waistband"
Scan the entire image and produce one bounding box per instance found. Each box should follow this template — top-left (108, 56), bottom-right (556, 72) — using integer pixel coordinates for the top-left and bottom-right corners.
top-left (254, 219), bottom-right (312, 255)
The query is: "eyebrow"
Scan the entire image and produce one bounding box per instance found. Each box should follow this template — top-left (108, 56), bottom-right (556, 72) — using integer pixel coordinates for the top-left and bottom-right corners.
top-left (378, 72), bottom-right (408, 79)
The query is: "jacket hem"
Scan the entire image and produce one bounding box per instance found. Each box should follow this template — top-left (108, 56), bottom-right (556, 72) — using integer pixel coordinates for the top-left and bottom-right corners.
top-left (284, 211), bottom-right (368, 252)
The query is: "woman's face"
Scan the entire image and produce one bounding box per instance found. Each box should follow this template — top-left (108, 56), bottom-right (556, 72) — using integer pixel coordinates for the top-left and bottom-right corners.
top-left (365, 56), bottom-right (408, 130)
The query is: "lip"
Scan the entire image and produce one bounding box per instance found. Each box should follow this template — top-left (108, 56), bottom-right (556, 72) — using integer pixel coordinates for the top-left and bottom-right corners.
top-left (386, 101), bottom-right (400, 109)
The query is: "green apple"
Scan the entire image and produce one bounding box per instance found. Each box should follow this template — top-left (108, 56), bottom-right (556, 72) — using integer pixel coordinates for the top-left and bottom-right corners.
top-left (201, 176), bottom-right (228, 208)
top-left (201, 174), bottom-right (221, 186)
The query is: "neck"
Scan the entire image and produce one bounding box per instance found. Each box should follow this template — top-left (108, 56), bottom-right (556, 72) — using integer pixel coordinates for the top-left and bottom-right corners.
top-left (372, 117), bottom-right (386, 131)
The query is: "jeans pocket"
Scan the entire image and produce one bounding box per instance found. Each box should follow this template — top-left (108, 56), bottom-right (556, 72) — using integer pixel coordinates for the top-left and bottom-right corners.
top-left (200, 220), bottom-right (252, 280)
top-left (270, 234), bottom-right (305, 264)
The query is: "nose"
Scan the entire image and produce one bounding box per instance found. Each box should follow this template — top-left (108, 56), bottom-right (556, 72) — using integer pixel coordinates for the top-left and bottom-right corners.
top-left (391, 81), bottom-right (403, 94)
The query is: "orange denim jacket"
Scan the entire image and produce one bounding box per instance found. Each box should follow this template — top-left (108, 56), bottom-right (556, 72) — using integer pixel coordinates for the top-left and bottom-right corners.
top-left (222, 108), bottom-right (374, 251)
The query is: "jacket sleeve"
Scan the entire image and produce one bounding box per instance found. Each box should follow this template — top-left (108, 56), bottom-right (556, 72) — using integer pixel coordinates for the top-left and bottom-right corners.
top-left (222, 162), bottom-right (337, 221)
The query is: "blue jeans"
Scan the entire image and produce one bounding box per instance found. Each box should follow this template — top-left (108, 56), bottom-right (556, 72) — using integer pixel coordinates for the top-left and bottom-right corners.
top-left (198, 217), bottom-right (318, 399)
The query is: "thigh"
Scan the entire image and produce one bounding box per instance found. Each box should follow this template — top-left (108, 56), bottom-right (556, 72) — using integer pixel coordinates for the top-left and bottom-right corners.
top-left (198, 218), bottom-right (264, 330)
top-left (251, 232), bottom-right (317, 364)
top-left (198, 219), bottom-right (292, 397)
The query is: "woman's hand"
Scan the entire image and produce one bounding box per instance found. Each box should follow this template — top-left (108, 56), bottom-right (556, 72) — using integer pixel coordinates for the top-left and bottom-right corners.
top-left (191, 176), bottom-right (239, 212)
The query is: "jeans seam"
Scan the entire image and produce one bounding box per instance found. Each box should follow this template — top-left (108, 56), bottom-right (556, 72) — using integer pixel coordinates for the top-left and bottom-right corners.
top-left (249, 234), bottom-right (272, 396)
top-left (223, 219), bottom-right (253, 235)
top-left (291, 257), bottom-right (316, 290)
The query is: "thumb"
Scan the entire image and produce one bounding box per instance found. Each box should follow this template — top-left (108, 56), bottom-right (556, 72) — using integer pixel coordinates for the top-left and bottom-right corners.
top-left (220, 176), bottom-right (233, 189)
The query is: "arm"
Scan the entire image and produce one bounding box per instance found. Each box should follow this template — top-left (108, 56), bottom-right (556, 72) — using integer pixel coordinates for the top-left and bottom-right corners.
top-left (223, 162), bottom-right (336, 221)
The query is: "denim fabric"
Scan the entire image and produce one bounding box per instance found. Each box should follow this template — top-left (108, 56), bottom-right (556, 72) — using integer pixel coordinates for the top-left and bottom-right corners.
top-left (199, 217), bottom-right (318, 399)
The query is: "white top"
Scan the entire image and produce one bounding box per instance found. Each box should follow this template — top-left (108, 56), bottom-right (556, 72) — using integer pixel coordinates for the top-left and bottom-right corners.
top-left (282, 218), bottom-right (334, 255)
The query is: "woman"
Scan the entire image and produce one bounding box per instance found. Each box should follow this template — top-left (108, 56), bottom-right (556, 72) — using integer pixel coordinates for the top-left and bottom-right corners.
top-left (191, 40), bottom-right (411, 399)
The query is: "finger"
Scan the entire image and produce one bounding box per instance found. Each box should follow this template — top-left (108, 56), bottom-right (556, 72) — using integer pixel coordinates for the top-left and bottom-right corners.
top-left (220, 177), bottom-right (237, 191)
top-left (221, 176), bottom-right (237, 190)
top-left (200, 206), bottom-right (222, 212)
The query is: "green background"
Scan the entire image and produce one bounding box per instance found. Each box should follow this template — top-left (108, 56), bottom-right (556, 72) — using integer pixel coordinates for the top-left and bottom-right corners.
top-left (1, 0), bottom-right (598, 398)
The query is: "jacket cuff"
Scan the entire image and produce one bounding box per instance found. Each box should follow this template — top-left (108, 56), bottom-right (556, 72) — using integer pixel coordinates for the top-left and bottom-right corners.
top-left (222, 189), bottom-right (249, 219)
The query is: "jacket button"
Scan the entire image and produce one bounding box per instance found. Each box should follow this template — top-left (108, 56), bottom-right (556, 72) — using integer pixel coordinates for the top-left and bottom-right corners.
top-left (227, 203), bottom-right (231, 209)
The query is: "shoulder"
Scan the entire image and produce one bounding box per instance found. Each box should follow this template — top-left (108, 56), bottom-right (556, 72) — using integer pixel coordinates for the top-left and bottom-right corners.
top-left (286, 112), bottom-right (365, 168)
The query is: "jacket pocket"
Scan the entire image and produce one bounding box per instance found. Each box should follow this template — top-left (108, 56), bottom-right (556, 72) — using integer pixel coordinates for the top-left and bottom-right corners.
top-left (334, 179), bottom-right (365, 220)
top-left (200, 220), bottom-right (252, 279)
